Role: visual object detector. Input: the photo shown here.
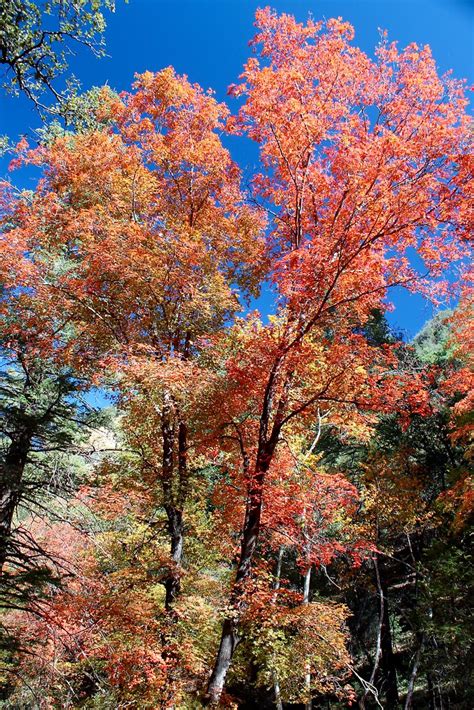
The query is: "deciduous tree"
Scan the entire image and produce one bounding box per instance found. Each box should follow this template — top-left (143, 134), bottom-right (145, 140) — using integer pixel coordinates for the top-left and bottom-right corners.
top-left (205, 9), bottom-right (472, 703)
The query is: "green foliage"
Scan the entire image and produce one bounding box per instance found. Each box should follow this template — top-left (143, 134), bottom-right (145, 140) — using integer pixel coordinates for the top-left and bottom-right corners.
top-left (0, 356), bottom-right (108, 494)
top-left (0, 349), bottom-right (112, 634)
top-left (0, 0), bottom-right (116, 111)
top-left (413, 310), bottom-right (453, 365)
top-left (35, 84), bottom-right (120, 141)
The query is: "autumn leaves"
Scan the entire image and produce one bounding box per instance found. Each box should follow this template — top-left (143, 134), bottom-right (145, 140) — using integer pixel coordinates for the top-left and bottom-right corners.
top-left (0, 7), bottom-right (472, 706)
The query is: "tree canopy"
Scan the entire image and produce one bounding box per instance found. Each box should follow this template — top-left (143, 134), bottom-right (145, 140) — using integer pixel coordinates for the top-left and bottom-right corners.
top-left (0, 6), bottom-right (472, 709)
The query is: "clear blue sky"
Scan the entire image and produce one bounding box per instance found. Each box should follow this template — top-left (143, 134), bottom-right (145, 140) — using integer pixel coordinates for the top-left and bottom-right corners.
top-left (1, 0), bottom-right (473, 337)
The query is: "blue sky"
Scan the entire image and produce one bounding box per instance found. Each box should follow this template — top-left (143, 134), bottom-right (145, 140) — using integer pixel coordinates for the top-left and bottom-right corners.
top-left (1, 0), bottom-right (473, 337)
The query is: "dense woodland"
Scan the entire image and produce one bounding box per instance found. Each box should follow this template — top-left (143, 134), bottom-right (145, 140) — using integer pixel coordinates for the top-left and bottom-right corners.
top-left (0, 3), bottom-right (472, 708)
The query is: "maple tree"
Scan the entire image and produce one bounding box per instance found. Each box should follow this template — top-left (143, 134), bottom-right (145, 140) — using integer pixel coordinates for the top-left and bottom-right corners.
top-left (1, 66), bottom-right (265, 615)
top-left (0, 7), bottom-right (472, 709)
top-left (203, 9), bottom-right (472, 702)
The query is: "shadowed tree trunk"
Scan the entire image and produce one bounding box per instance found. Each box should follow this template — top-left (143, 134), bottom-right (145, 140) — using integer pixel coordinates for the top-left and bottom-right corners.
top-left (205, 360), bottom-right (291, 705)
top-left (405, 634), bottom-right (424, 709)
top-left (272, 546), bottom-right (284, 710)
top-left (161, 392), bottom-right (186, 611)
top-left (164, 505), bottom-right (183, 610)
top-left (0, 423), bottom-right (34, 572)
top-left (205, 443), bottom-right (275, 704)
top-left (304, 565), bottom-right (312, 710)
top-left (360, 553), bottom-right (384, 709)
top-left (380, 561), bottom-right (399, 707)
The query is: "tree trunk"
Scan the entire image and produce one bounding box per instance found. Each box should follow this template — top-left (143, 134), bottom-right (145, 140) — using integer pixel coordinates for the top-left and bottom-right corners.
top-left (0, 426), bottom-right (33, 572)
top-left (205, 358), bottom-right (287, 704)
top-left (161, 390), bottom-right (185, 611)
top-left (273, 546), bottom-right (284, 710)
top-left (304, 566), bottom-right (312, 710)
top-left (360, 554), bottom-right (384, 710)
top-left (234, 469), bottom-right (268, 587)
top-left (427, 672), bottom-right (436, 710)
top-left (163, 416), bottom-right (188, 611)
top-left (205, 448), bottom-right (273, 704)
top-left (380, 562), bottom-right (399, 707)
top-left (273, 672), bottom-right (283, 710)
top-left (204, 617), bottom-right (240, 705)
top-left (164, 504), bottom-right (183, 610)
top-left (404, 635), bottom-right (424, 710)
top-left (303, 565), bottom-right (311, 604)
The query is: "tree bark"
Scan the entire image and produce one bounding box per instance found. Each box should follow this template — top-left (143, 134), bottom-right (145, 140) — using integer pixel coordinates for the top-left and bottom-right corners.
top-left (404, 635), bottom-right (424, 709)
top-left (273, 672), bottom-right (283, 710)
top-left (427, 672), bottom-right (436, 710)
top-left (205, 617), bottom-right (240, 705)
top-left (164, 505), bottom-right (183, 610)
top-left (380, 561), bottom-right (399, 707)
top-left (360, 554), bottom-right (384, 710)
top-left (164, 417), bottom-right (188, 610)
top-left (304, 566), bottom-right (312, 710)
top-left (0, 425), bottom-right (33, 572)
top-left (273, 546), bottom-right (284, 710)
top-left (205, 445), bottom-right (274, 704)
top-left (161, 390), bottom-right (185, 611)
top-left (205, 358), bottom-right (288, 704)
